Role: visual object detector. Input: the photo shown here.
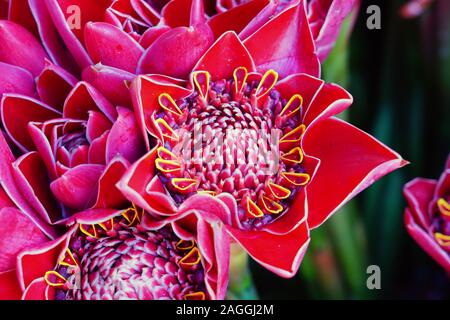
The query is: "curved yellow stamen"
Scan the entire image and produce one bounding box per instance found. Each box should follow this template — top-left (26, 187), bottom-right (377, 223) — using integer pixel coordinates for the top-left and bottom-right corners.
top-left (192, 71), bottom-right (211, 99)
top-left (171, 178), bottom-right (198, 192)
top-left (255, 69), bottom-right (278, 99)
top-left (281, 147), bottom-right (304, 164)
top-left (437, 198), bottom-right (450, 217)
top-left (157, 146), bottom-right (177, 161)
top-left (280, 94), bottom-right (303, 118)
top-left (435, 232), bottom-right (450, 246)
top-left (281, 172), bottom-right (310, 186)
top-left (59, 249), bottom-right (78, 268)
top-left (184, 292), bottom-right (206, 300)
top-left (233, 66), bottom-right (248, 95)
top-left (158, 93), bottom-right (183, 117)
top-left (134, 204), bottom-right (145, 222)
top-left (155, 118), bottom-right (179, 142)
top-left (268, 182), bottom-right (291, 200)
top-left (155, 158), bottom-right (182, 174)
top-left (261, 196), bottom-right (284, 214)
top-left (179, 247), bottom-right (202, 268)
top-left (44, 271), bottom-right (67, 288)
top-left (246, 198), bottom-right (264, 218)
top-left (176, 240), bottom-right (195, 251)
top-left (79, 224), bottom-right (97, 238)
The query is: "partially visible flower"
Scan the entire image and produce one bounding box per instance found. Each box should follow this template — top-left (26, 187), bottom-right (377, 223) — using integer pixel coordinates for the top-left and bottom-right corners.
top-left (117, 2), bottom-right (406, 278)
top-left (0, 21), bottom-right (145, 228)
top-left (404, 154), bottom-right (450, 273)
top-left (400, 0), bottom-right (434, 18)
top-left (217, 0), bottom-right (360, 62)
top-left (0, 204), bottom-right (229, 300)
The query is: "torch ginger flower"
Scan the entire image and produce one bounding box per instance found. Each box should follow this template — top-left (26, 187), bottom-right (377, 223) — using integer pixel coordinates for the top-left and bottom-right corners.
top-left (404, 154), bottom-right (450, 273)
top-left (118, 2), bottom-right (406, 278)
top-left (0, 203), bottom-right (229, 300)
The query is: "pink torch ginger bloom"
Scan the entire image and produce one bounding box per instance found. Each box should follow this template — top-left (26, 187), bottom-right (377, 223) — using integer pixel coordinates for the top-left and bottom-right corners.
top-left (404, 154), bottom-right (450, 273)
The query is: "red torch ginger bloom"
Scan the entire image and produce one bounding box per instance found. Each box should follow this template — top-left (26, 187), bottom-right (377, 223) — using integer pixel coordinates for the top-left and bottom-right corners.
top-left (404, 155), bottom-right (450, 273)
top-left (216, 0), bottom-right (360, 62)
top-left (118, 2), bottom-right (406, 278)
top-left (0, 205), bottom-right (229, 300)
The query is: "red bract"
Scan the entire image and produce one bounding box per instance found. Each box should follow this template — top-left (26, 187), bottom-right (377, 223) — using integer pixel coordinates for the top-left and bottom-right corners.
top-left (403, 155), bottom-right (450, 273)
top-left (118, 2), bottom-right (406, 278)
top-left (217, 0), bottom-right (360, 62)
top-left (0, 204), bottom-right (229, 300)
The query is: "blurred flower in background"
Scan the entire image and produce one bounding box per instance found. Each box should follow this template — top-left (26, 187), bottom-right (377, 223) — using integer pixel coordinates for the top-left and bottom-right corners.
top-left (404, 155), bottom-right (450, 273)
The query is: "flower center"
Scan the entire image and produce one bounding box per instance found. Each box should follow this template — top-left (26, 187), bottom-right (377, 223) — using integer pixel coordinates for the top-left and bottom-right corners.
top-left (154, 68), bottom-right (310, 229)
top-left (434, 197), bottom-right (450, 249)
top-left (45, 208), bottom-right (206, 300)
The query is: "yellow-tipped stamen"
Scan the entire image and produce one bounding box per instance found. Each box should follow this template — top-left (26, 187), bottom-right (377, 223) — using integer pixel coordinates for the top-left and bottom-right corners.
top-left (281, 172), bottom-right (310, 186)
top-left (435, 232), bottom-right (450, 246)
top-left (44, 271), bottom-right (67, 287)
top-left (280, 124), bottom-right (306, 144)
top-left (255, 69), bottom-right (279, 99)
top-left (437, 198), bottom-right (450, 217)
top-left (132, 203), bottom-right (144, 222)
top-left (155, 158), bottom-right (182, 174)
top-left (79, 224), bottom-right (98, 238)
top-left (171, 178), bottom-right (198, 192)
top-left (268, 182), bottom-right (291, 200)
top-left (197, 190), bottom-right (217, 196)
top-left (157, 146), bottom-right (178, 161)
top-left (179, 247), bottom-right (202, 268)
top-left (122, 207), bottom-right (139, 226)
top-left (176, 240), bottom-right (195, 251)
top-left (260, 195), bottom-right (284, 214)
top-left (98, 218), bottom-right (114, 232)
top-left (158, 93), bottom-right (183, 117)
top-left (233, 66), bottom-right (249, 95)
top-left (59, 249), bottom-right (78, 268)
top-left (281, 147), bottom-right (304, 164)
top-left (246, 198), bottom-right (264, 218)
top-left (192, 71), bottom-right (211, 99)
top-left (155, 118), bottom-right (179, 142)
top-left (184, 292), bottom-right (206, 300)
top-left (280, 94), bottom-right (303, 118)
